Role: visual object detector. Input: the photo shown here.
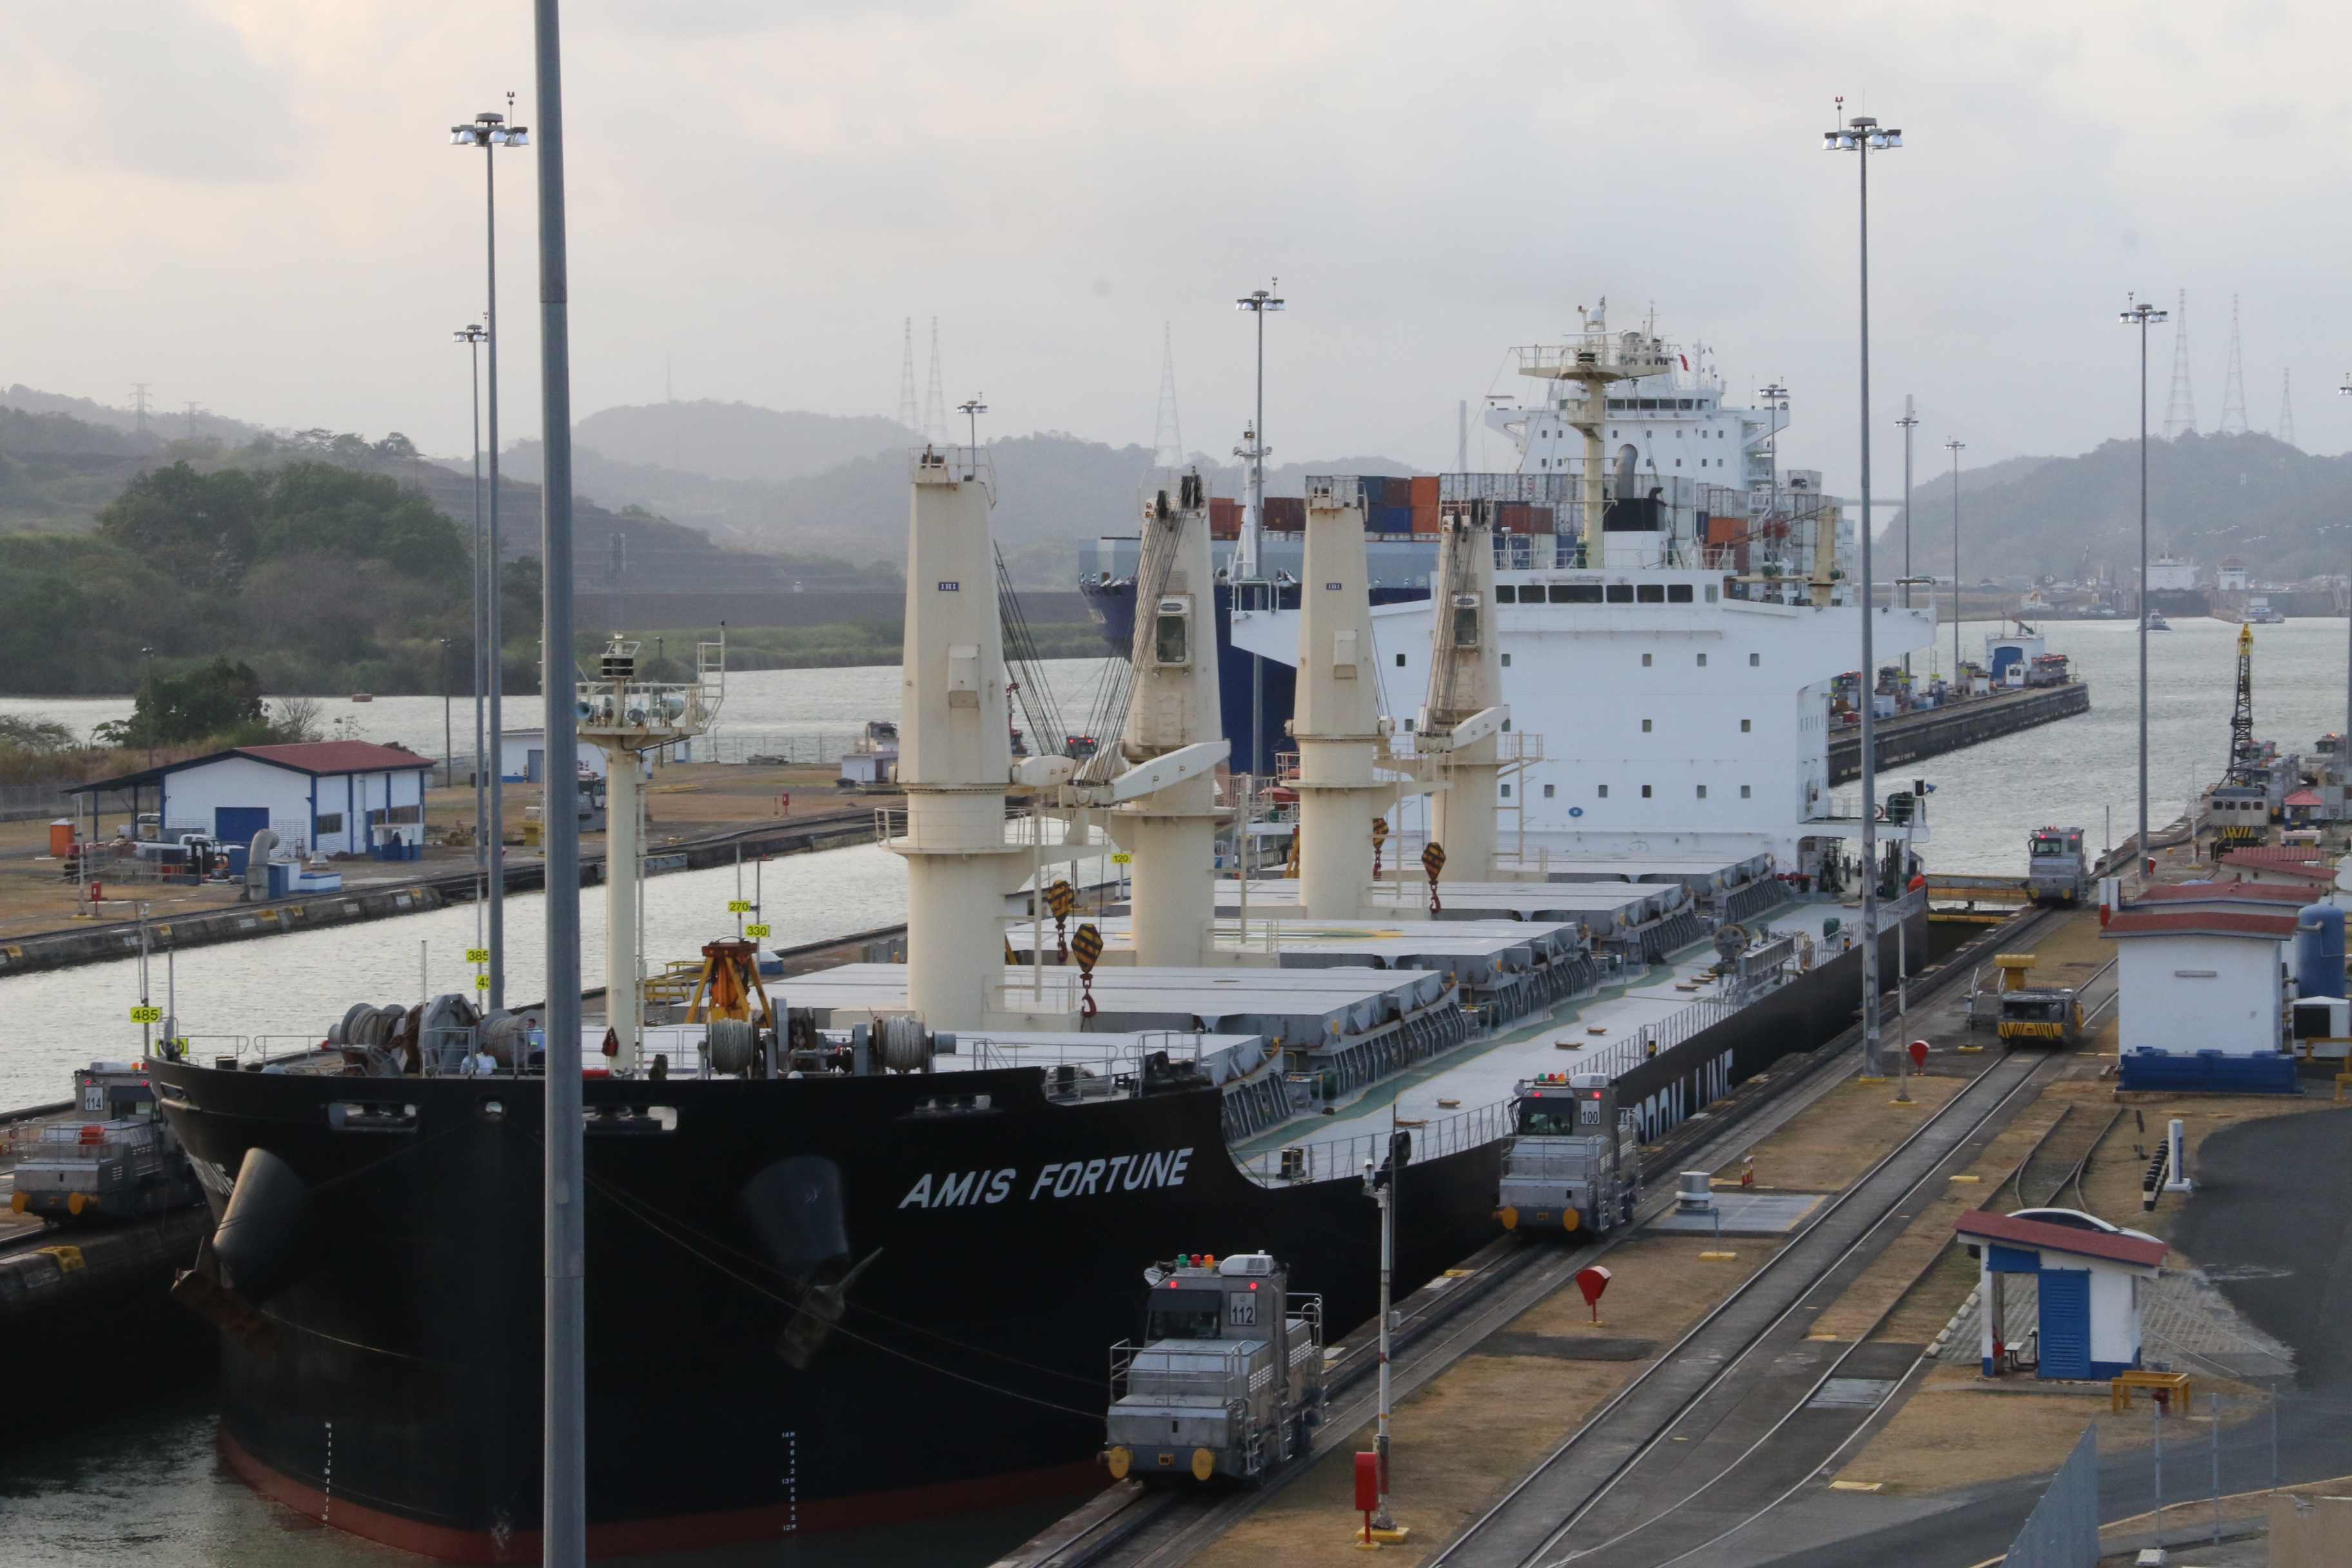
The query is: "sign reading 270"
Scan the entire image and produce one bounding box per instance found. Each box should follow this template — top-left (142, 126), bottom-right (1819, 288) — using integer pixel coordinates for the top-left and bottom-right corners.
top-left (897, 1148), bottom-right (1196, 1210)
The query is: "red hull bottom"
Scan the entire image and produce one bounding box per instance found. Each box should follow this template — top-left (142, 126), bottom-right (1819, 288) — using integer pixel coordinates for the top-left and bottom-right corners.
top-left (219, 1427), bottom-right (1105, 1561)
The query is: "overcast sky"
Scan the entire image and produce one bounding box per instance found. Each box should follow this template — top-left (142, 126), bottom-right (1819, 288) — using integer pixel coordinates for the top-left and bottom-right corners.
top-left (9, 3), bottom-right (2349, 501)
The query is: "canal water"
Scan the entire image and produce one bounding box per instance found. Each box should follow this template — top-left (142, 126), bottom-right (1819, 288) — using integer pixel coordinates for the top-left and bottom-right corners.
top-left (6, 614), bottom-right (2345, 1562)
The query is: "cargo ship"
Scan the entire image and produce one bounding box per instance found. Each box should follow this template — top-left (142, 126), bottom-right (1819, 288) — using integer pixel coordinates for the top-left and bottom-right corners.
top-left (156, 311), bottom-right (1929, 1559)
top-left (1080, 302), bottom-right (1829, 773)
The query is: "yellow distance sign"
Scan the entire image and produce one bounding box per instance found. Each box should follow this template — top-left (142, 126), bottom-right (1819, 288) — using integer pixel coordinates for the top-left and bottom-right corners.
top-left (727, 899), bottom-right (753, 914)
top-left (129, 1005), bottom-right (162, 1024)
top-left (1110, 852), bottom-right (1133, 866)
top-left (745, 923), bottom-right (772, 939)
top-left (466, 947), bottom-right (491, 965)
top-left (474, 974), bottom-right (491, 990)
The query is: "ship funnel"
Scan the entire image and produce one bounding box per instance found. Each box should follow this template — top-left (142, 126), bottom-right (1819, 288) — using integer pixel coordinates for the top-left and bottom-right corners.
top-left (1420, 507), bottom-right (1506, 881)
top-left (1109, 469), bottom-right (1226, 964)
top-left (884, 447), bottom-right (1024, 1023)
top-left (1291, 476), bottom-right (1389, 919)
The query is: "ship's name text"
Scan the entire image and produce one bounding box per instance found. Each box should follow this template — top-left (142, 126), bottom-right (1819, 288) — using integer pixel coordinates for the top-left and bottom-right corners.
top-left (897, 1148), bottom-right (1196, 1209)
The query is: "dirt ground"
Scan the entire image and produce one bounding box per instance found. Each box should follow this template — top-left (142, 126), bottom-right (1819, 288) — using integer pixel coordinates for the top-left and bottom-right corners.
top-left (1185, 1237), bottom-right (1781, 1568)
top-left (0, 760), bottom-right (877, 939)
top-left (1710, 1072), bottom-right (1964, 1193)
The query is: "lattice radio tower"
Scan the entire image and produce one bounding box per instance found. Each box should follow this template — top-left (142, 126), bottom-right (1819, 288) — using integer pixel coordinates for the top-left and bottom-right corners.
top-left (2278, 369), bottom-right (2296, 447)
top-left (921, 317), bottom-right (948, 446)
top-left (1150, 321), bottom-right (1184, 471)
top-left (2217, 293), bottom-right (2249, 435)
top-left (2162, 290), bottom-right (2195, 438)
top-left (896, 317), bottom-right (919, 436)
top-left (130, 382), bottom-right (152, 436)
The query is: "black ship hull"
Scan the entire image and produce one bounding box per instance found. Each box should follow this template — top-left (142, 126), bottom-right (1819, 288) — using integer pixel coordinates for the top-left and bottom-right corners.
top-left (154, 1060), bottom-right (1502, 1558)
top-left (2144, 588), bottom-right (2211, 618)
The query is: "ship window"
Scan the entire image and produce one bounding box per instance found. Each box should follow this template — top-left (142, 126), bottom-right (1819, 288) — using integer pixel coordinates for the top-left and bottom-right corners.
top-left (1642, 718), bottom-right (1653, 732)
top-left (1749, 652), bottom-right (1761, 667)
top-left (1501, 784), bottom-right (1511, 798)
top-left (1153, 608), bottom-right (1189, 666)
top-left (1705, 585), bottom-right (1718, 603)
top-left (1544, 783), bottom-right (1555, 798)
top-left (1502, 718), bottom-right (1511, 730)
top-left (1642, 653), bottom-right (1652, 667)
top-left (1494, 585), bottom-right (1516, 603)
top-left (1500, 653), bottom-right (1511, 667)
top-left (1679, 400), bottom-right (1693, 410)
top-left (1697, 785), bottom-right (1708, 799)
top-left (1560, 583), bottom-right (1603, 603)
top-left (1641, 784), bottom-right (1653, 799)
top-left (1668, 585), bottom-right (1693, 603)
top-left (1396, 653), bottom-right (1407, 667)
top-left (1605, 584), bottom-right (1634, 603)
top-left (1674, 459), bottom-right (1681, 468)
top-left (1741, 785), bottom-right (1752, 798)
top-left (1696, 653), bottom-right (1707, 667)
top-left (1637, 584), bottom-right (1665, 603)
top-left (1598, 785), bottom-right (1608, 798)
top-left (1741, 718), bottom-right (1752, 732)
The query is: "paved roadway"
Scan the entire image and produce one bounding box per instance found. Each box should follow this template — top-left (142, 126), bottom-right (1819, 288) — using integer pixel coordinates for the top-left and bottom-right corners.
top-left (1695, 1099), bottom-right (2352, 1567)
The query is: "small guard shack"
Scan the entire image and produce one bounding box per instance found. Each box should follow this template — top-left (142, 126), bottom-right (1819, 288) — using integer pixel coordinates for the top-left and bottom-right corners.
top-left (1954, 1210), bottom-right (2164, 1382)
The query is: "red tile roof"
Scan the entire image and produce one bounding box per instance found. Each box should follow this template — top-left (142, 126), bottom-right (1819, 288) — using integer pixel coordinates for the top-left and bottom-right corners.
top-left (2217, 860), bottom-right (2339, 885)
top-left (1955, 1210), bottom-right (2166, 1269)
top-left (2222, 845), bottom-right (2333, 872)
top-left (235, 741), bottom-right (433, 775)
top-left (2102, 910), bottom-right (2301, 940)
top-left (2284, 789), bottom-right (2324, 808)
top-left (2132, 881), bottom-right (2311, 905)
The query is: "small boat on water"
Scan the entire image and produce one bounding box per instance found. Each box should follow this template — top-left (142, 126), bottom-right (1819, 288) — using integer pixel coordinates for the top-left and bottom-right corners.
top-left (349, 692), bottom-right (374, 703)
top-left (2147, 612), bottom-right (2171, 631)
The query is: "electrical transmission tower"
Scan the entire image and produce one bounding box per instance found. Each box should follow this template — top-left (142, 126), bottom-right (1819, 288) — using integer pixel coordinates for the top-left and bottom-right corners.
top-left (2278, 369), bottom-right (2295, 447)
top-left (922, 317), bottom-right (950, 447)
top-left (2162, 290), bottom-right (2195, 438)
top-left (2217, 293), bottom-right (2249, 435)
top-left (1150, 321), bottom-right (1184, 471)
top-left (184, 402), bottom-right (201, 439)
top-left (896, 317), bottom-right (919, 436)
top-left (130, 383), bottom-right (152, 435)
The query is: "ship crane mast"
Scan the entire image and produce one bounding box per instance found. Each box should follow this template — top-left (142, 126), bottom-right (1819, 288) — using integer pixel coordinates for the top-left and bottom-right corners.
top-left (1513, 300), bottom-right (1675, 564)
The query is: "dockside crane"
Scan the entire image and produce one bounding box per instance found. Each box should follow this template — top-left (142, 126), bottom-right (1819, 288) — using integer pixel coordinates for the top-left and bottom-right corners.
top-left (2225, 622), bottom-right (2263, 785)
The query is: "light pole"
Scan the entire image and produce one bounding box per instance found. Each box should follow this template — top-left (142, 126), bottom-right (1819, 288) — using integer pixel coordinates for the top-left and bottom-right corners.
top-left (1946, 440), bottom-right (1965, 683)
top-left (456, 322), bottom-right (489, 923)
top-left (1825, 101), bottom-right (1901, 1079)
top-left (140, 646), bottom-right (156, 769)
top-left (1759, 382), bottom-right (1788, 592)
top-left (1897, 397), bottom-right (1917, 676)
top-left (1362, 1141), bottom-right (1400, 1533)
top-left (2121, 297), bottom-right (2168, 887)
top-left (957, 396), bottom-right (986, 450)
top-left (1236, 282), bottom-right (1284, 776)
top-left (2338, 373), bottom-right (2352, 802)
top-left (452, 101), bottom-right (527, 1010)
top-left (438, 638), bottom-right (454, 786)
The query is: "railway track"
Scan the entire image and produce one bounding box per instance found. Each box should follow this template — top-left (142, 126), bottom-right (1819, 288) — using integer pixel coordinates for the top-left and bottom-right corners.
top-left (999, 904), bottom-right (2070, 1568)
top-left (1429, 910), bottom-right (2078, 1568)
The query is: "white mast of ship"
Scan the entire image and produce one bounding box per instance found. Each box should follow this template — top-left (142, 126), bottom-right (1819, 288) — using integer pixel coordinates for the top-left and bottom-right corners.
top-left (1521, 299), bottom-right (1674, 562)
top-left (1418, 507), bottom-right (1509, 880)
top-left (1292, 476), bottom-right (1391, 919)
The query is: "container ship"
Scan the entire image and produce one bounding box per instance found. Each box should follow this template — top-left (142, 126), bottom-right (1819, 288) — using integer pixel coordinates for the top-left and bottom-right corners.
top-left (155, 308), bottom-right (1932, 1558)
top-left (1080, 301), bottom-right (1830, 774)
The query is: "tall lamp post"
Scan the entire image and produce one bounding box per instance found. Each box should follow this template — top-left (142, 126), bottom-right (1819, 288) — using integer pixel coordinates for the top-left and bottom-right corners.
top-left (455, 323), bottom-right (489, 924)
top-left (1235, 282), bottom-right (1284, 776)
top-left (2121, 297), bottom-right (2168, 886)
top-left (1897, 397), bottom-right (1918, 676)
top-left (957, 396), bottom-right (987, 451)
top-left (452, 103), bottom-right (527, 1009)
top-left (1824, 103), bottom-right (1901, 1079)
top-left (2338, 373), bottom-right (2352, 798)
top-left (1946, 440), bottom-right (1965, 681)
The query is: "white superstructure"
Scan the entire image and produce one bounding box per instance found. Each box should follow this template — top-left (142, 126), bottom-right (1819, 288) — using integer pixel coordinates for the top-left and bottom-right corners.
top-left (1235, 304), bottom-right (1933, 880)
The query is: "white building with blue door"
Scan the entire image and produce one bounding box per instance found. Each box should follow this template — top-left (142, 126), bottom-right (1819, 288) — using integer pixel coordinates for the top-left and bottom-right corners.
top-left (1955, 1210), bottom-right (2164, 1382)
top-left (71, 740), bottom-right (435, 857)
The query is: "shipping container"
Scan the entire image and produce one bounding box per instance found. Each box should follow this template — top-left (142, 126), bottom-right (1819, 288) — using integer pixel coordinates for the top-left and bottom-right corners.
top-left (1408, 475), bottom-right (1440, 507)
top-left (1526, 505), bottom-right (1554, 535)
top-left (1704, 515), bottom-right (1742, 547)
top-left (1367, 504), bottom-right (1414, 533)
top-left (1411, 503), bottom-right (1442, 534)
top-left (1496, 502), bottom-right (1533, 534)
top-left (1263, 496), bottom-right (1306, 530)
